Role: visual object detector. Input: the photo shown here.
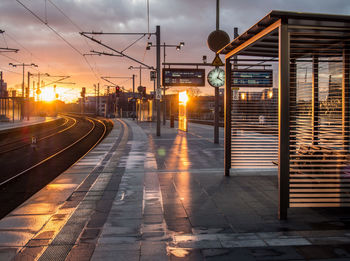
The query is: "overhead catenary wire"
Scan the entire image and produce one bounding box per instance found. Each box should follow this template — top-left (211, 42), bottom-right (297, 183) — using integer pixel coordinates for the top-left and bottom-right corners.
top-left (121, 34), bottom-right (146, 53)
top-left (47, 0), bottom-right (102, 78)
top-left (0, 53), bottom-right (39, 72)
top-left (16, 0), bottom-right (100, 81)
top-left (0, 67), bottom-right (22, 75)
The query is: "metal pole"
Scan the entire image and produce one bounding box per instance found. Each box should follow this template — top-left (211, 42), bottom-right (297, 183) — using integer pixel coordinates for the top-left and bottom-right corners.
top-left (97, 83), bottom-right (100, 116)
top-left (37, 74), bottom-right (40, 102)
top-left (95, 84), bottom-right (97, 115)
top-left (216, 0), bottom-right (219, 30)
top-left (133, 74), bottom-right (135, 120)
top-left (139, 66), bottom-right (142, 86)
top-left (233, 28), bottom-right (239, 67)
top-left (156, 25), bottom-right (161, 136)
top-left (12, 98), bottom-right (14, 122)
top-left (163, 43), bottom-right (166, 125)
top-left (224, 60), bottom-right (232, 176)
top-left (153, 79), bottom-right (156, 121)
top-left (21, 64), bottom-right (24, 119)
top-left (278, 22), bottom-right (290, 220)
top-left (0, 71), bottom-right (2, 96)
top-left (214, 86), bottom-right (219, 143)
top-left (22, 64), bottom-right (24, 98)
top-left (27, 71), bottom-right (30, 120)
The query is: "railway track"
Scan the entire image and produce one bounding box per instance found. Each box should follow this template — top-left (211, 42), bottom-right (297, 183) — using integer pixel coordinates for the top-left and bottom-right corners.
top-left (0, 114), bottom-right (113, 219)
top-left (0, 115), bottom-right (77, 155)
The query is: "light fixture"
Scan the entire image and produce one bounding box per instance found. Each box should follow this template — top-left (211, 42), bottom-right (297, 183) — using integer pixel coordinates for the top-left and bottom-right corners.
top-left (146, 42), bottom-right (152, 50)
top-left (203, 55), bottom-right (207, 63)
top-left (176, 45), bottom-right (181, 50)
top-left (179, 42), bottom-right (185, 47)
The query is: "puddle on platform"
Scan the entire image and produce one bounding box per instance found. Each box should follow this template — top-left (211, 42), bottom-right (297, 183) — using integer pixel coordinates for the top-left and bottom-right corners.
top-left (167, 247), bottom-right (189, 258)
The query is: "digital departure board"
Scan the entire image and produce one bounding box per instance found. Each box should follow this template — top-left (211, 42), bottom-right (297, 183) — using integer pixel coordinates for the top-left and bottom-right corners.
top-left (163, 68), bottom-right (205, 87)
top-left (232, 69), bottom-right (273, 87)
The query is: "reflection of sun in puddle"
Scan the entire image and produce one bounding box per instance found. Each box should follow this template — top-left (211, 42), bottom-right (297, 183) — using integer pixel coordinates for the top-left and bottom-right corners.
top-left (46, 184), bottom-right (76, 191)
top-left (168, 247), bottom-right (189, 258)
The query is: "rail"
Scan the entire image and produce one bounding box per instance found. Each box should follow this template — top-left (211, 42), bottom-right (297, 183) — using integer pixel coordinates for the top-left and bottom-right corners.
top-left (0, 115), bottom-right (107, 187)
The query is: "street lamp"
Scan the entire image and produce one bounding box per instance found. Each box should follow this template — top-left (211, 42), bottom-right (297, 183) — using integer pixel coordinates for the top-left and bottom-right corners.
top-left (146, 41), bottom-right (185, 125)
top-left (9, 63), bottom-right (38, 98)
top-left (9, 62), bottom-right (38, 120)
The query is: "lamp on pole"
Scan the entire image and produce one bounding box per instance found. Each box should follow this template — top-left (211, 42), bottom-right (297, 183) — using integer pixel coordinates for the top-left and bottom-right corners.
top-left (146, 41), bottom-right (184, 125)
top-left (9, 63), bottom-right (38, 98)
top-left (9, 62), bottom-right (38, 119)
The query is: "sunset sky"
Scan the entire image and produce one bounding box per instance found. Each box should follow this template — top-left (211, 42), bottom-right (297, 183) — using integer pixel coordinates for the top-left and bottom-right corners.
top-left (1, 0), bottom-right (350, 103)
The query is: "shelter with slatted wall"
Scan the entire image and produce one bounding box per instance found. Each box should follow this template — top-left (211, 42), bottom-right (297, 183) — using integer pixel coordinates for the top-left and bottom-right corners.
top-left (219, 10), bottom-right (350, 219)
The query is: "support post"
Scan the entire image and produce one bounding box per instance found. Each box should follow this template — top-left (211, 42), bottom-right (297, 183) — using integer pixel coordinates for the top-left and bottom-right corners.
top-left (95, 84), bottom-right (97, 115)
top-left (214, 0), bottom-right (220, 143)
top-left (12, 98), bottom-right (14, 122)
top-left (156, 25), bottom-right (161, 136)
top-left (342, 46), bottom-right (350, 151)
top-left (133, 74), bottom-right (136, 120)
top-left (278, 21), bottom-right (290, 220)
top-left (27, 71), bottom-right (30, 120)
top-left (97, 83), bottom-right (100, 116)
top-left (214, 86), bottom-right (219, 144)
top-left (224, 60), bottom-right (232, 176)
top-left (163, 43), bottom-right (166, 125)
top-left (21, 64), bottom-right (24, 120)
top-left (312, 56), bottom-right (319, 145)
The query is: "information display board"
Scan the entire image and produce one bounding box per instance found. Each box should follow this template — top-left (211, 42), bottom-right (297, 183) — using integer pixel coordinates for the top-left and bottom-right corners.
top-left (163, 68), bottom-right (205, 87)
top-left (232, 69), bottom-right (273, 87)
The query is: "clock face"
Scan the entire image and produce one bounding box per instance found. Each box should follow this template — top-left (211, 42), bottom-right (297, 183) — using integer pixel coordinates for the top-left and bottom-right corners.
top-left (207, 68), bottom-right (225, 87)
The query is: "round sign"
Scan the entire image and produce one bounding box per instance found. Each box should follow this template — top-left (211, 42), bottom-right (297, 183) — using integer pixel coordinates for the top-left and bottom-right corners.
top-left (207, 30), bottom-right (230, 52)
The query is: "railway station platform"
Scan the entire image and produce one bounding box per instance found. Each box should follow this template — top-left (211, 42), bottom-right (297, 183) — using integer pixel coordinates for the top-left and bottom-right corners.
top-left (0, 116), bottom-right (59, 132)
top-left (2, 119), bottom-right (350, 260)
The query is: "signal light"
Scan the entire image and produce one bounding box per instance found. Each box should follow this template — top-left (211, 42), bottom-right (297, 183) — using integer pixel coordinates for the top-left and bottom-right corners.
top-left (81, 87), bottom-right (86, 98)
top-left (116, 86), bottom-right (121, 97)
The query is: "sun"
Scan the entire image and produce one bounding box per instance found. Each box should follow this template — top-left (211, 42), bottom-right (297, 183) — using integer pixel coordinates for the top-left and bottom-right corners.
top-left (40, 87), bottom-right (56, 102)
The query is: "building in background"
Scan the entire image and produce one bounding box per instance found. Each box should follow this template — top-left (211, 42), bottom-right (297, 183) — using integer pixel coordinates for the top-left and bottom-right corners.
top-left (0, 72), bottom-right (8, 97)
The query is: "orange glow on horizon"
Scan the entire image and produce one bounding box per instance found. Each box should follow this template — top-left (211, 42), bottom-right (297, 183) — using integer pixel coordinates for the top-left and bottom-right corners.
top-left (40, 87), bottom-right (56, 102)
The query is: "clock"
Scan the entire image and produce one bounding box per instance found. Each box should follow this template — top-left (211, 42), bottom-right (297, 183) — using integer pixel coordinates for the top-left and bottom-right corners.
top-left (207, 67), bottom-right (225, 87)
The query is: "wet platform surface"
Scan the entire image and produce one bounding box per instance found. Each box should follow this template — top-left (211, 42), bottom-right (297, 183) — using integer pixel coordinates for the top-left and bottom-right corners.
top-left (2, 119), bottom-right (350, 260)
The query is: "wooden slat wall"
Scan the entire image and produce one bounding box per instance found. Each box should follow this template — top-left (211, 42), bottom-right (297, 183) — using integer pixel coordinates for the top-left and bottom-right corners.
top-left (289, 54), bottom-right (350, 207)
